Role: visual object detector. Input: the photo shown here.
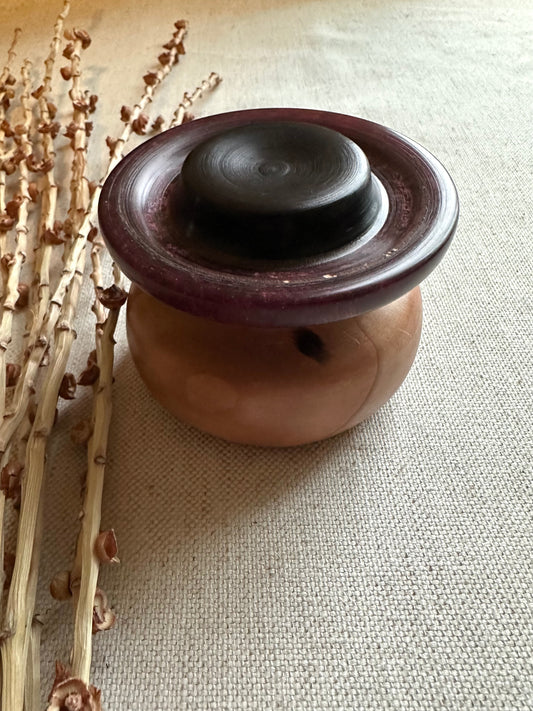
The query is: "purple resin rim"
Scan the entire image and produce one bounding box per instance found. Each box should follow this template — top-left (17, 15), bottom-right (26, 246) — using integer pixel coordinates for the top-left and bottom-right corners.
top-left (98, 108), bottom-right (459, 327)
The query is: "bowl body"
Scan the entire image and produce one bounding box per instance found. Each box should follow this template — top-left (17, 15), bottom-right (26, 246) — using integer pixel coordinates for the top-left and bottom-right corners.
top-left (126, 284), bottom-right (422, 446)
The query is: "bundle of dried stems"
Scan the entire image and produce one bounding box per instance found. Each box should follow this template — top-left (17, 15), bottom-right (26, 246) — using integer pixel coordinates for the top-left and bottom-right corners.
top-left (0, 3), bottom-right (221, 709)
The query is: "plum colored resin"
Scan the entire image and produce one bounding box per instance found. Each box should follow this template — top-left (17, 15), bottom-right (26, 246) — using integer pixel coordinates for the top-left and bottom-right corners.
top-left (99, 109), bottom-right (458, 446)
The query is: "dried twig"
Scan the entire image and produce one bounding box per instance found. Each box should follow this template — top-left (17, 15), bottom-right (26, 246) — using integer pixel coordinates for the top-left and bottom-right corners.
top-left (0, 22), bottom-right (189, 463)
top-left (0, 12), bottom-right (221, 709)
top-left (27, 0), bottom-right (71, 352)
top-left (0, 23), bottom-right (21, 606)
top-left (1, 248), bottom-right (86, 709)
top-left (67, 21), bottom-right (193, 687)
top-left (169, 71), bottom-right (222, 128)
top-left (0, 60), bottom-right (33, 423)
top-left (0, 28), bottom-right (22, 272)
top-left (70, 257), bottom-right (125, 682)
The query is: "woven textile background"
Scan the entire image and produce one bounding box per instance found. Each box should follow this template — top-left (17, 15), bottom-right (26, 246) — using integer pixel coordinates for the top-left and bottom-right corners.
top-left (0, 0), bottom-right (531, 709)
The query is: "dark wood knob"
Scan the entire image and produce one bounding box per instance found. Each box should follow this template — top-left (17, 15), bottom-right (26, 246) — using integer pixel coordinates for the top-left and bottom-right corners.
top-left (180, 121), bottom-right (380, 260)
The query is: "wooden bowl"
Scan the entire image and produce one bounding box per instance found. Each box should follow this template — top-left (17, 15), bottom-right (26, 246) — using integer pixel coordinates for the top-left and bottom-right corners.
top-left (99, 108), bottom-right (458, 446)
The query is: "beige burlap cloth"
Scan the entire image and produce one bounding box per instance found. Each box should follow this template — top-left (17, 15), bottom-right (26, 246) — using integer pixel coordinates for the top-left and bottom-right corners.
top-left (0, 0), bottom-right (531, 708)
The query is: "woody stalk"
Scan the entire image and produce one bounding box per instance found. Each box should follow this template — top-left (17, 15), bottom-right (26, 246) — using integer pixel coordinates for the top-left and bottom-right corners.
top-left (0, 6), bottom-right (221, 709)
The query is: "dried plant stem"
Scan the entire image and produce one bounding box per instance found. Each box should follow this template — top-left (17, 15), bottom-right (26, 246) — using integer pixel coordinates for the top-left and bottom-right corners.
top-left (1, 16), bottom-right (88, 702)
top-left (23, 504), bottom-right (44, 711)
top-left (24, 616), bottom-right (43, 711)
top-left (107, 22), bottom-right (188, 173)
top-left (0, 28), bottom-right (22, 269)
top-left (27, 0), bottom-right (71, 349)
top-left (0, 23), bottom-right (188, 462)
top-left (67, 23), bottom-right (191, 683)
top-left (0, 0), bottom-right (18, 560)
top-left (65, 35), bottom-right (90, 234)
top-left (0, 60), bottom-right (33, 426)
top-left (169, 71), bottom-right (222, 128)
top-left (0, 28), bottom-right (21, 87)
top-left (70, 256), bottom-right (123, 681)
top-left (1, 248), bottom-right (86, 709)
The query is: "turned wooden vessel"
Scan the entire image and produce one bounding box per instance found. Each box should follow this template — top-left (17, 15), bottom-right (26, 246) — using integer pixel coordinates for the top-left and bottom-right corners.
top-left (98, 108), bottom-right (458, 446)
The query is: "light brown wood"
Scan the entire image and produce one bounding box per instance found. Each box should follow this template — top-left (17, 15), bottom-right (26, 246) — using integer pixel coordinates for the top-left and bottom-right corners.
top-left (126, 285), bottom-right (422, 446)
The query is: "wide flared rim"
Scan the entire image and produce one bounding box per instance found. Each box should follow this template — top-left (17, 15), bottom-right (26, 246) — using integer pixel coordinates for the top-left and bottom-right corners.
top-left (98, 108), bottom-right (459, 326)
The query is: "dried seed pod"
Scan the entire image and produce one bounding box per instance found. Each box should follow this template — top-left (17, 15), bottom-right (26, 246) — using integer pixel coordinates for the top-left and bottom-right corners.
top-left (94, 529), bottom-right (119, 564)
top-left (72, 98), bottom-right (90, 114)
top-left (131, 113), bottom-right (150, 136)
top-left (1, 253), bottom-right (15, 270)
top-left (152, 115), bottom-right (165, 132)
top-left (48, 661), bottom-right (71, 694)
top-left (5, 362), bottom-right (21, 387)
top-left (62, 217), bottom-right (74, 239)
top-left (174, 19), bottom-right (188, 30)
top-left (105, 136), bottom-right (118, 156)
top-left (46, 100), bottom-right (58, 119)
top-left (87, 225), bottom-right (99, 243)
top-left (143, 71), bottom-right (158, 87)
top-left (64, 121), bottom-right (79, 140)
top-left (26, 154), bottom-right (43, 172)
top-left (0, 460), bottom-right (23, 492)
top-left (1, 160), bottom-right (16, 176)
top-left (13, 147), bottom-right (25, 165)
top-left (70, 419), bottom-right (93, 446)
top-left (28, 181), bottom-right (39, 202)
top-left (16, 283), bottom-right (30, 309)
top-left (42, 227), bottom-right (65, 245)
top-left (78, 363), bottom-right (100, 386)
top-left (31, 84), bottom-right (45, 99)
top-left (50, 570), bottom-right (72, 601)
top-left (97, 284), bottom-right (128, 309)
top-left (59, 373), bottom-right (77, 400)
top-left (0, 214), bottom-right (15, 230)
top-left (38, 121), bottom-right (61, 138)
top-left (92, 588), bottom-right (116, 633)
top-left (47, 676), bottom-right (101, 711)
top-left (13, 123), bottom-right (28, 136)
top-left (176, 41), bottom-right (186, 55)
top-left (85, 120), bottom-right (93, 137)
top-left (60, 66), bottom-right (72, 81)
top-left (158, 52), bottom-right (172, 65)
top-left (0, 460), bottom-right (23, 507)
top-left (5, 196), bottom-right (22, 218)
top-left (4, 72), bottom-right (16, 86)
top-left (162, 40), bottom-right (175, 50)
top-left (1, 118), bottom-right (14, 137)
top-left (41, 157), bottom-right (54, 173)
top-left (74, 27), bottom-right (92, 48)
top-left (62, 42), bottom-right (75, 59)
top-left (120, 105), bottom-right (132, 122)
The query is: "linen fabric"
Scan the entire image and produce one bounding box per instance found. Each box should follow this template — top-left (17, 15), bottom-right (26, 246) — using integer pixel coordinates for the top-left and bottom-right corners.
top-left (0, 0), bottom-right (531, 709)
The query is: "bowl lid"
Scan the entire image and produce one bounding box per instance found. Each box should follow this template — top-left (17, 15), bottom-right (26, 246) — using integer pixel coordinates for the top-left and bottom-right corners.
top-left (98, 108), bottom-right (459, 326)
